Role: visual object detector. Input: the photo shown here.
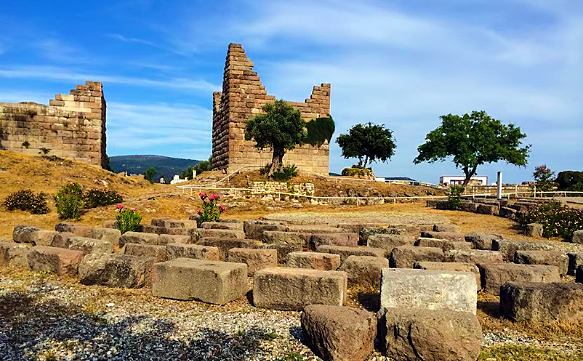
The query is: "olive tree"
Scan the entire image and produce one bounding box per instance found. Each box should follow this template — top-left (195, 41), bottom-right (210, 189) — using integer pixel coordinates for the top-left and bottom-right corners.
top-left (336, 122), bottom-right (396, 169)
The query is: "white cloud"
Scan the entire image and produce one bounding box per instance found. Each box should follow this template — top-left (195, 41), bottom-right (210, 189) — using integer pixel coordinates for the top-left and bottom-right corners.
top-left (0, 66), bottom-right (219, 92)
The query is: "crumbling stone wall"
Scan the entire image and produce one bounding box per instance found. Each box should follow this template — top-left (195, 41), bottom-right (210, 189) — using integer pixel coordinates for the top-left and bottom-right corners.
top-left (0, 81), bottom-right (107, 167)
top-left (212, 43), bottom-right (330, 175)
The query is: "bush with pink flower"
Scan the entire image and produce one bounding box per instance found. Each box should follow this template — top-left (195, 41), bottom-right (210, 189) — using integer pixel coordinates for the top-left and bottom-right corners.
top-left (197, 192), bottom-right (226, 225)
top-left (115, 203), bottom-right (142, 233)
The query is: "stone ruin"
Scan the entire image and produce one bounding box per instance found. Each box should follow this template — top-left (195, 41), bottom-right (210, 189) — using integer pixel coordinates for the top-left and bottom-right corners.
top-left (0, 81), bottom-right (107, 167)
top-left (3, 217), bottom-right (583, 360)
top-left (211, 43), bottom-right (331, 175)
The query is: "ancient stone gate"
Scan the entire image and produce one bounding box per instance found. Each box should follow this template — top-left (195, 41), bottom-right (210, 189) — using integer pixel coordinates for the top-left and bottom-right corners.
top-left (211, 43), bottom-right (331, 175)
top-left (0, 81), bottom-right (107, 167)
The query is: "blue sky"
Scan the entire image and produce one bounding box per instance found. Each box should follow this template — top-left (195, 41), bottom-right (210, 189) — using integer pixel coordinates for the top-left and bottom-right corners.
top-left (0, 0), bottom-right (581, 183)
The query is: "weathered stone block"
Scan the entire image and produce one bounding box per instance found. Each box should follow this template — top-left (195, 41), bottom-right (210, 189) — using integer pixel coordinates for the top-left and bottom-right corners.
top-left (89, 227), bottom-right (121, 244)
top-left (253, 267), bottom-right (347, 310)
top-left (464, 232), bottom-right (503, 250)
top-left (340, 255), bottom-right (388, 288)
top-left (198, 238), bottom-right (261, 260)
top-left (79, 254), bottom-right (155, 288)
top-left (201, 221), bottom-right (242, 230)
top-left (433, 224), bottom-right (461, 233)
top-left (515, 250), bottom-right (569, 275)
top-left (151, 218), bottom-right (197, 228)
top-left (243, 220), bottom-right (286, 239)
top-left (119, 231), bottom-right (160, 247)
top-left (316, 245), bottom-right (386, 262)
top-left (287, 251), bottom-right (341, 270)
top-left (477, 203), bottom-right (499, 215)
top-left (50, 232), bottom-right (75, 248)
top-left (383, 308), bottom-right (482, 361)
top-left (526, 223), bottom-right (543, 237)
top-left (568, 252), bottom-right (583, 276)
top-left (414, 261), bottom-right (481, 288)
top-left (310, 233), bottom-right (359, 249)
top-left (159, 234), bottom-right (191, 245)
top-left (500, 282), bottom-right (583, 323)
top-left (366, 234), bottom-right (415, 252)
top-left (389, 246), bottom-right (444, 268)
top-left (12, 225), bottom-right (40, 244)
top-left (55, 223), bottom-right (92, 237)
top-left (301, 305), bottom-right (376, 361)
top-left (166, 243), bottom-right (220, 261)
top-left (420, 231), bottom-right (465, 242)
top-left (415, 237), bottom-right (472, 251)
top-left (124, 243), bottom-right (168, 262)
top-left (444, 249), bottom-right (504, 264)
top-left (201, 228), bottom-right (245, 239)
top-left (380, 268), bottom-right (477, 314)
top-left (479, 263), bottom-right (561, 295)
top-left (64, 236), bottom-right (113, 255)
top-left (263, 243), bottom-right (302, 264)
top-left (492, 239), bottom-right (557, 261)
top-left (227, 248), bottom-right (277, 275)
top-left (152, 258), bottom-right (248, 304)
top-left (262, 230), bottom-right (310, 246)
top-left (573, 230), bottom-right (583, 244)
top-left (0, 241), bottom-right (31, 267)
top-left (27, 246), bottom-right (84, 276)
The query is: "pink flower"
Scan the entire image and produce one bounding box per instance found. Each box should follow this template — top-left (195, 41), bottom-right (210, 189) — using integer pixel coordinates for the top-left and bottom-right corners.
top-left (219, 204), bottom-right (226, 213)
top-left (209, 193), bottom-right (219, 201)
top-left (131, 208), bottom-right (137, 212)
top-left (116, 203), bottom-right (124, 210)
top-left (199, 192), bottom-right (207, 200)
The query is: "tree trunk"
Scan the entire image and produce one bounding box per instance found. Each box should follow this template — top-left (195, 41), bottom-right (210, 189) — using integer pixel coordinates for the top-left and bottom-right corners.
top-left (269, 147), bottom-right (285, 176)
top-left (462, 165), bottom-right (478, 187)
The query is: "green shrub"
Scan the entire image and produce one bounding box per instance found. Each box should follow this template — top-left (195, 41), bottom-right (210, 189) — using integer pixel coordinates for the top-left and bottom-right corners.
top-left (180, 159), bottom-right (213, 179)
top-left (446, 185), bottom-right (465, 210)
top-left (518, 201), bottom-right (583, 240)
top-left (83, 189), bottom-right (123, 209)
top-left (115, 204), bottom-right (142, 233)
top-left (4, 189), bottom-right (49, 214)
top-left (271, 164), bottom-right (298, 181)
top-left (196, 192), bottom-right (225, 226)
top-left (341, 166), bottom-right (372, 177)
top-left (55, 183), bottom-right (84, 220)
top-left (556, 170), bottom-right (583, 191)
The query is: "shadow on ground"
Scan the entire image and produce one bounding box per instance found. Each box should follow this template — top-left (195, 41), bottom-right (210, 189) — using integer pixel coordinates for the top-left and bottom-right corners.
top-left (0, 290), bottom-right (276, 361)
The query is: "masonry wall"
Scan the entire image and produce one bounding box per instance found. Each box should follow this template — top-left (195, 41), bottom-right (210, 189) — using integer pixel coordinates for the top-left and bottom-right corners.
top-left (0, 81), bottom-right (107, 167)
top-left (211, 43), bottom-right (330, 175)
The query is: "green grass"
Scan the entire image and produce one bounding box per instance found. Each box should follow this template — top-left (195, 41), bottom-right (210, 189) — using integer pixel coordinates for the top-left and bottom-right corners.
top-left (479, 344), bottom-right (583, 361)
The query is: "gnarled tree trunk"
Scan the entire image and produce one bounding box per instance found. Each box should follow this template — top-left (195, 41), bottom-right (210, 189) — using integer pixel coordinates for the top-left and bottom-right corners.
top-left (268, 147), bottom-right (285, 176)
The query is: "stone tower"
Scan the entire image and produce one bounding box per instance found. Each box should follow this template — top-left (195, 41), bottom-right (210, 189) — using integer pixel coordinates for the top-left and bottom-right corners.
top-left (0, 81), bottom-right (107, 167)
top-left (211, 43), bottom-right (331, 175)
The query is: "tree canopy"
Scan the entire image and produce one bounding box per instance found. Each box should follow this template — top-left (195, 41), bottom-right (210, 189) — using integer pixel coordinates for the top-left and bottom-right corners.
top-left (414, 111), bottom-right (530, 186)
top-left (245, 100), bottom-right (333, 176)
top-left (336, 122), bottom-right (396, 169)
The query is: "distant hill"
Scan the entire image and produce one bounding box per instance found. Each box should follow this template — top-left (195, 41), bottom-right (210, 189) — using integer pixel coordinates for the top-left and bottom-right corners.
top-left (109, 155), bottom-right (200, 182)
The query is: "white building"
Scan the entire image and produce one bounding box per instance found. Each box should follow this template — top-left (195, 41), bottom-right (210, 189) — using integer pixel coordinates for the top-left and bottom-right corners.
top-left (170, 174), bottom-right (188, 185)
top-left (439, 175), bottom-right (488, 186)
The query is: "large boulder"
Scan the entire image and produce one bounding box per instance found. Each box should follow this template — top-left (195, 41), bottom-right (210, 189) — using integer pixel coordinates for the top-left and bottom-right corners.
top-left (479, 263), bottom-right (561, 295)
top-left (253, 267), bottom-right (347, 310)
top-left (119, 232), bottom-right (160, 247)
top-left (500, 282), bottom-right (583, 323)
top-left (380, 268), bottom-right (477, 314)
top-left (316, 245), bottom-right (386, 262)
top-left (287, 251), bottom-right (341, 270)
top-left (465, 232), bottom-right (503, 250)
top-left (389, 246), bottom-right (444, 268)
top-left (514, 250), bottom-right (569, 275)
top-left (339, 255), bottom-right (388, 288)
top-left (366, 234), bottom-right (415, 252)
top-left (13, 225), bottom-right (40, 244)
top-left (0, 241), bottom-right (31, 268)
top-left (301, 305), bottom-right (376, 361)
top-left (79, 254), bottom-right (155, 288)
top-left (414, 261), bottom-right (481, 288)
top-left (123, 243), bottom-right (168, 262)
top-left (383, 308), bottom-right (482, 361)
top-left (27, 246), bottom-right (84, 276)
top-left (227, 248), bottom-right (277, 275)
top-left (166, 243), bottom-right (220, 261)
top-left (152, 258), bottom-right (248, 304)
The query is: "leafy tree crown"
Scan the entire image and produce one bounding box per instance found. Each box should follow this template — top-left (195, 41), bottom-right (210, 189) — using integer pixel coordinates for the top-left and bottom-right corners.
top-left (336, 122), bottom-right (396, 168)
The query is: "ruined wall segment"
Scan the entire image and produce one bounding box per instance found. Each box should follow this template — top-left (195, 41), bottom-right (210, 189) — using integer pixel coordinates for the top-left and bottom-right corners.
top-left (211, 43), bottom-right (330, 175)
top-left (0, 81), bottom-right (107, 167)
